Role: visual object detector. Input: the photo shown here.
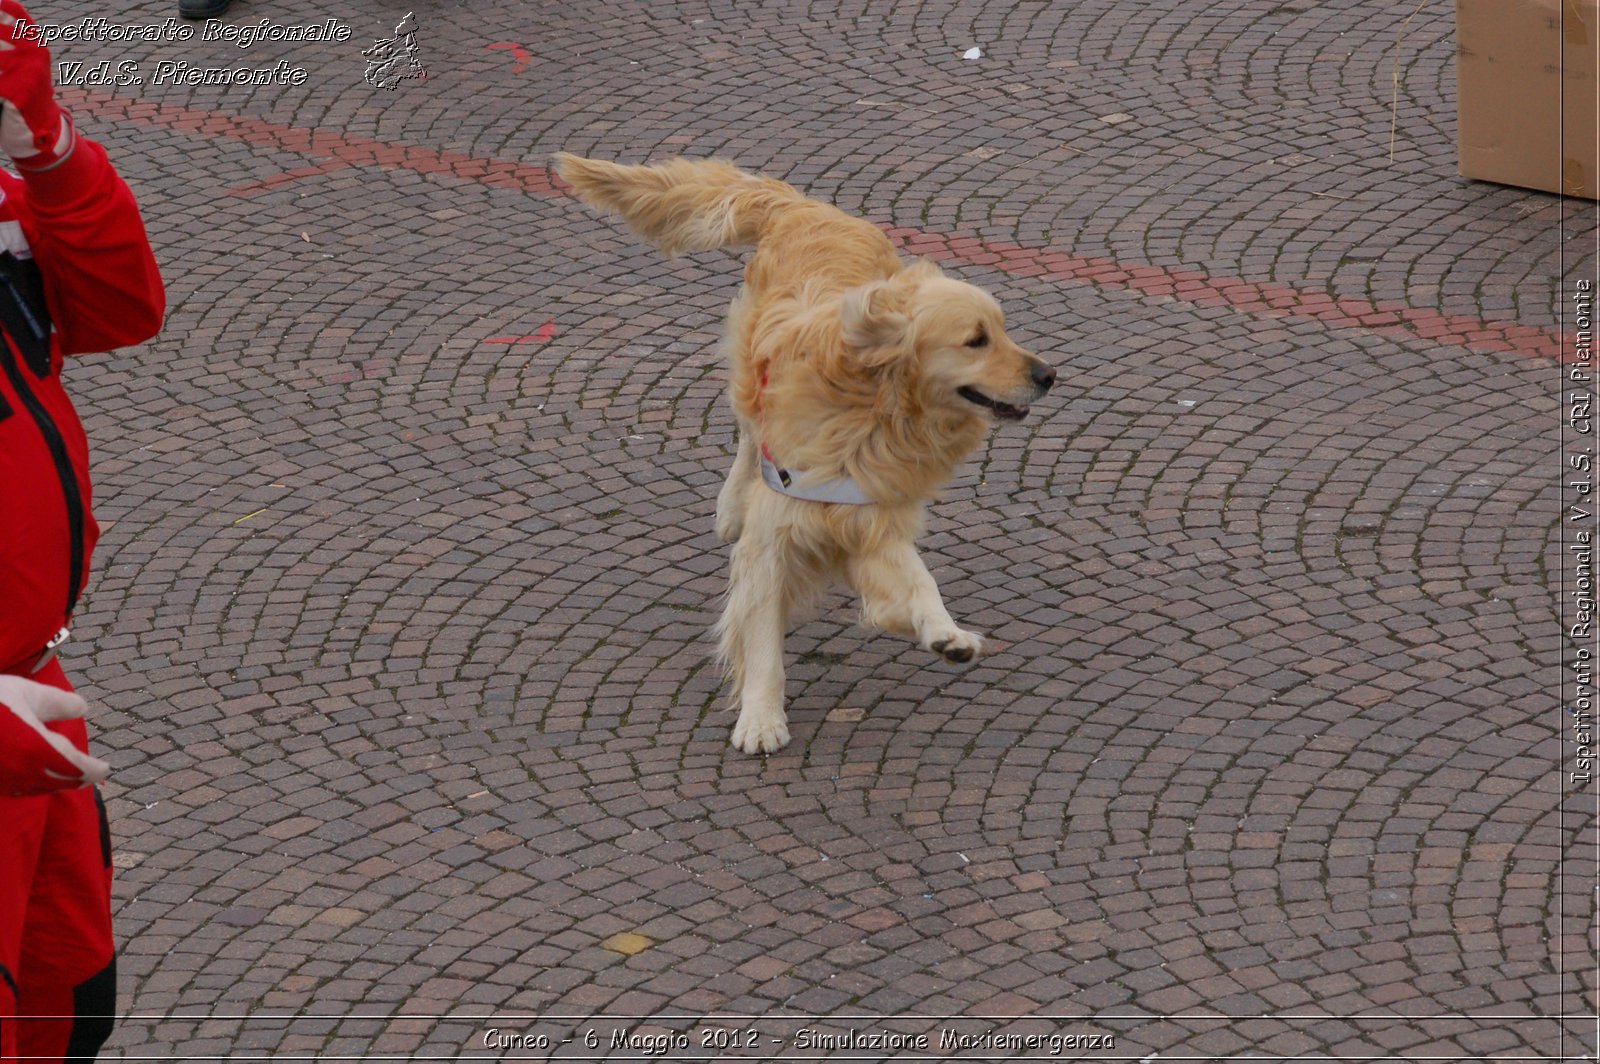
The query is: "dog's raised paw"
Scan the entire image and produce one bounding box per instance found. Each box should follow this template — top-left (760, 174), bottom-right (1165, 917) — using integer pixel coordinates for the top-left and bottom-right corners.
top-left (929, 630), bottom-right (984, 664)
top-left (932, 639), bottom-right (973, 663)
top-left (730, 712), bottom-right (790, 754)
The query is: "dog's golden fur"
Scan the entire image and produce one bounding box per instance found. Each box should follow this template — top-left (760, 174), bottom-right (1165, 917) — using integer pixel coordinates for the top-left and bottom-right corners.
top-left (556, 153), bottom-right (1053, 753)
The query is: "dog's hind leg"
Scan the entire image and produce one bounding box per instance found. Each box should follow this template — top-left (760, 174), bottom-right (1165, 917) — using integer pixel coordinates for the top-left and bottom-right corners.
top-left (715, 420), bottom-right (758, 543)
top-left (849, 544), bottom-right (984, 664)
top-left (717, 523), bottom-right (793, 753)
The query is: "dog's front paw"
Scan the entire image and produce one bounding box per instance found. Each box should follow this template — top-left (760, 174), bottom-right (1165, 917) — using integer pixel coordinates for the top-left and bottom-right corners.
top-left (730, 708), bottom-right (790, 754)
top-left (926, 628), bottom-right (984, 664)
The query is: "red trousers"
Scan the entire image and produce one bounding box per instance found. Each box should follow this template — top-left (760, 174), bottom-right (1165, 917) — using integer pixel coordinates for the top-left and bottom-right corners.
top-left (0, 660), bottom-right (114, 1062)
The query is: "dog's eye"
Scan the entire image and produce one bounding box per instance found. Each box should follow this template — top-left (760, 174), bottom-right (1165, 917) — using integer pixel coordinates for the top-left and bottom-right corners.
top-left (964, 330), bottom-right (988, 349)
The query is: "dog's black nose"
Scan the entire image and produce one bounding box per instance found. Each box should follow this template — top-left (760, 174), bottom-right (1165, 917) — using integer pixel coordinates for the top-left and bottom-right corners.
top-left (1031, 362), bottom-right (1056, 391)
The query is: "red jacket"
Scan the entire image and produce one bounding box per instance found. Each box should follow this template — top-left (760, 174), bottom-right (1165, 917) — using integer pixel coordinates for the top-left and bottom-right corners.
top-left (0, 136), bottom-right (164, 674)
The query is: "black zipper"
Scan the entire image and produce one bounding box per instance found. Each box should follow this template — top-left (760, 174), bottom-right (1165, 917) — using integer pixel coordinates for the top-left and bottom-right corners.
top-left (0, 340), bottom-right (83, 622)
top-left (0, 959), bottom-right (13, 1053)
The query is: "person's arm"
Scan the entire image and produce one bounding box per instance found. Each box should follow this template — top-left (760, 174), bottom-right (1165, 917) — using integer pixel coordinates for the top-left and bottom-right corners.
top-left (0, 0), bottom-right (164, 356)
top-left (4, 142), bottom-right (167, 356)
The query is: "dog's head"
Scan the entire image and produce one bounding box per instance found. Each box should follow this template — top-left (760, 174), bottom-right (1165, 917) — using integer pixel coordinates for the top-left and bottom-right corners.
top-left (840, 260), bottom-right (1055, 422)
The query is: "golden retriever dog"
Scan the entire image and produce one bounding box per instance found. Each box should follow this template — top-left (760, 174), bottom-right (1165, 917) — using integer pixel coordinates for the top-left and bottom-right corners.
top-left (555, 154), bottom-right (1055, 753)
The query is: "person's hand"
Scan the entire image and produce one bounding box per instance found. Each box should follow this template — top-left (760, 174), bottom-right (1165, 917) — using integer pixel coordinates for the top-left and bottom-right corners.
top-left (0, 0), bottom-right (71, 168)
top-left (0, 674), bottom-right (110, 796)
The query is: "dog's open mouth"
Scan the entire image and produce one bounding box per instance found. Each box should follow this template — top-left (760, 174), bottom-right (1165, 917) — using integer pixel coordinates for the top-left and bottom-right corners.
top-left (958, 386), bottom-right (1028, 421)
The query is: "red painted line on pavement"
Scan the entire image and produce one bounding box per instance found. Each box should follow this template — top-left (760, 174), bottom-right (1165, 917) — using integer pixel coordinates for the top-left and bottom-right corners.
top-left (225, 157), bottom-right (355, 198)
top-left (486, 319), bottom-right (558, 345)
top-left (880, 227), bottom-right (1574, 363)
top-left (62, 87), bottom-right (565, 198)
top-left (65, 87), bottom-right (1572, 363)
top-left (487, 42), bottom-right (533, 75)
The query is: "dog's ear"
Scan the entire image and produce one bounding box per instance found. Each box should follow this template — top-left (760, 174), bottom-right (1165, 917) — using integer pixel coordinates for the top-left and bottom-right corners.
top-left (840, 281), bottom-right (911, 361)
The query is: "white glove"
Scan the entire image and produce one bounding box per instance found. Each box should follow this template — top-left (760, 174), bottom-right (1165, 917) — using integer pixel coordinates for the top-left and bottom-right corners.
top-left (0, 674), bottom-right (110, 796)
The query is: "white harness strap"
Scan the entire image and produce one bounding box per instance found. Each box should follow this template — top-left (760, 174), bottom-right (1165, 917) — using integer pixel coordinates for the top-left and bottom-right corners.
top-left (759, 443), bottom-right (874, 505)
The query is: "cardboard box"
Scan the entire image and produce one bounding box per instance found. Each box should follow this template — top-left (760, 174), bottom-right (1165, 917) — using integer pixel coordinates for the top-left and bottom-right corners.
top-left (1456, 0), bottom-right (1599, 199)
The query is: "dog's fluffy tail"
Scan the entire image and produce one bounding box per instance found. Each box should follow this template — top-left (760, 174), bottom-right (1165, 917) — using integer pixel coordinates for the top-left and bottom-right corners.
top-left (554, 153), bottom-right (803, 257)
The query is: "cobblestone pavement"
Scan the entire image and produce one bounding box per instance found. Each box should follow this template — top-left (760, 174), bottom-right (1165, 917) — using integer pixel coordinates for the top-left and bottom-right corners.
top-left (27, 0), bottom-right (1596, 1058)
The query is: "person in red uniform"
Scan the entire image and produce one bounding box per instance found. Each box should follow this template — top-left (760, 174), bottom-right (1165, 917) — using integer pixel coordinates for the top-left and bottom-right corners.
top-left (0, 1), bottom-right (165, 1059)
